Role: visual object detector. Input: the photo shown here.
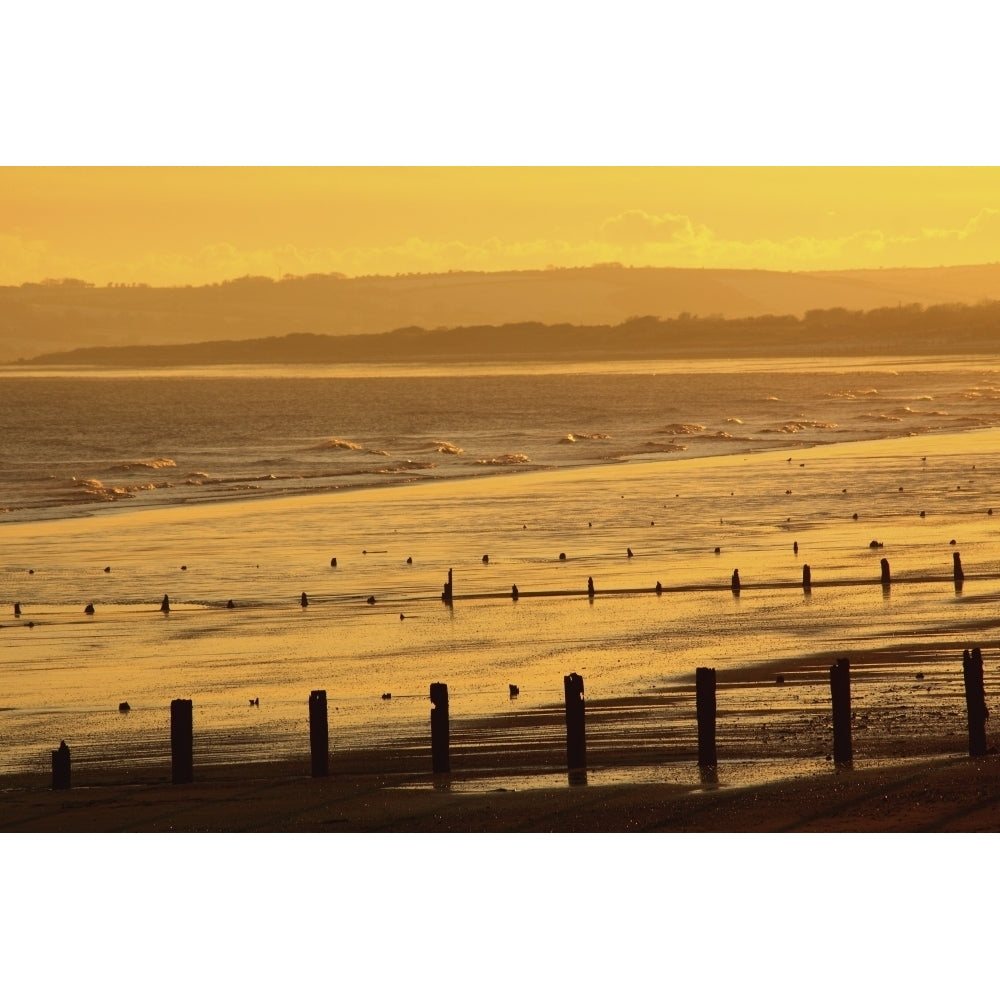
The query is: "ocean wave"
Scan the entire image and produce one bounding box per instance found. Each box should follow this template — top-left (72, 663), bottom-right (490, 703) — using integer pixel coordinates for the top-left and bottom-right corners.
top-left (758, 421), bottom-right (838, 434)
top-left (633, 442), bottom-right (689, 454)
top-left (475, 454), bottom-right (531, 466)
top-left (890, 405), bottom-right (949, 417)
top-left (724, 417), bottom-right (743, 425)
top-left (431, 441), bottom-right (464, 454)
top-left (693, 431), bottom-right (756, 442)
top-left (376, 460), bottom-right (437, 473)
top-left (105, 457), bottom-right (177, 472)
top-left (560, 432), bottom-right (612, 443)
top-left (658, 423), bottom-right (706, 435)
top-left (315, 438), bottom-right (364, 451)
top-left (66, 477), bottom-right (134, 502)
top-left (823, 388), bottom-right (879, 400)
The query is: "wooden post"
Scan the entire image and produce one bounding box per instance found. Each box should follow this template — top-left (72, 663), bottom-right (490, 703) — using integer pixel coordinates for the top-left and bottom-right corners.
top-left (731, 568), bottom-right (741, 593)
top-left (442, 568), bottom-right (453, 605)
top-left (953, 552), bottom-right (964, 591)
top-left (430, 682), bottom-right (450, 773)
top-left (962, 648), bottom-right (988, 757)
top-left (802, 564), bottom-right (811, 592)
top-left (170, 698), bottom-right (193, 784)
top-left (564, 672), bottom-right (586, 772)
top-left (309, 689), bottom-right (329, 777)
top-left (51, 740), bottom-right (71, 790)
top-left (829, 658), bottom-right (853, 764)
top-left (695, 666), bottom-right (718, 767)
top-left (880, 557), bottom-right (891, 587)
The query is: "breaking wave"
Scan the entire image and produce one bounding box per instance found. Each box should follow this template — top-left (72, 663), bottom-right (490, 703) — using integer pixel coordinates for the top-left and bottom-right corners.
top-left (658, 423), bottom-right (706, 435)
top-left (315, 438), bottom-right (364, 451)
top-left (759, 421), bottom-right (838, 434)
top-left (105, 458), bottom-right (177, 472)
top-left (475, 454), bottom-right (531, 466)
top-left (560, 432), bottom-right (613, 443)
top-left (431, 441), bottom-right (464, 455)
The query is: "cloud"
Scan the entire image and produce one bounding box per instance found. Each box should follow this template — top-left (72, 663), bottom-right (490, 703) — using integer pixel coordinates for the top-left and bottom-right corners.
top-left (4, 206), bottom-right (1000, 286)
top-left (598, 210), bottom-right (709, 248)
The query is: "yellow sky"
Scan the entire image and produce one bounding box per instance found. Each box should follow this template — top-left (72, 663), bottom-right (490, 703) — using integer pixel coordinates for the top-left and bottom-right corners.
top-left (2, 167), bottom-right (1000, 287)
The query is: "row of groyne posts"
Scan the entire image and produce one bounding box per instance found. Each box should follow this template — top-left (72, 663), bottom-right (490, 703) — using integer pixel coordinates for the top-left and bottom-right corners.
top-left (48, 649), bottom-right (991, 790)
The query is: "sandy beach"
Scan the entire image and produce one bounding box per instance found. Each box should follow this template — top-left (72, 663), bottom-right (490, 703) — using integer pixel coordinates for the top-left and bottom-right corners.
top-left (4, 381), bottom-right (1000, 832)
top-left (4, 646), bottom-right (999, 832)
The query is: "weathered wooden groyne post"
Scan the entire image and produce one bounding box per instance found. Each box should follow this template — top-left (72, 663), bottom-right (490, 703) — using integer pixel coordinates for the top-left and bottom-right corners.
top-left (880, 558), bottom-right (891, 588)
top-left (802, 564), bottom-right (811, 593)
top-left (564, 672), bottom-right (586, 773)
top-left (309, 689), bottom-right (329, 777)
top-left (962, 648), bottom-right (988, 757)
top-left (441, 569), bottom-right (453, 605)
top-left (953, 552), bottom-right (964, 591)
top-left (171, 698), bottom-right (194, 784)
top-left (430, 682), bottom-right (450, 773)
top-left (51, 740), bottom-right (71, 790)
top-left (695, 667), bottom-right (718, 768)
top-left (829, 658), bottom-right (853, 765)
top-left (731, 569), bottom-right (741, 594)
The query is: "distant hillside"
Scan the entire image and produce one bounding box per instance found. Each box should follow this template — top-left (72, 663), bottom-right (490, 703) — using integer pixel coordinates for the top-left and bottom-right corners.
top-left (20, 301), bottom-right (1000, 366)
top-left (2, 262), bottom-right (1000, 362)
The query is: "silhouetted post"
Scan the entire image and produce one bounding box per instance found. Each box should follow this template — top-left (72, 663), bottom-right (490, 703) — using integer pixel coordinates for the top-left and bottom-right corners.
top-left (696, 667), bottom-right (717, 767)
top-left (442, 569), bottom-right (453, 605)
top-left (51, 740), bottom-right (71, 790)
top-left (430, 683), bottom-right (450, 772)
top-left (731, 569), bottom-right (741, 593)
top-left (880, 558), bottom-right (891, 587)
top-left (170, 698), bottom-right (193, 784)
top-left (829, 658), bottom-right (852, 765)
top-left (962, 648), bottom-right (988, 757)
top-left (954, 551), bottom-right (965, 585)
top-left (309, 689), bottom-right (329, 777)
top-left (802, 564), bottom-right (811, 592)
top-left (564, 672), bottom-right (586, 772)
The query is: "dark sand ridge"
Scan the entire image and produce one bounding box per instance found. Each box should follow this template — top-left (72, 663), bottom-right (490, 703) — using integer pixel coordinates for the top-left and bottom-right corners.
top-left (4, 653), bottom-right (998, 832)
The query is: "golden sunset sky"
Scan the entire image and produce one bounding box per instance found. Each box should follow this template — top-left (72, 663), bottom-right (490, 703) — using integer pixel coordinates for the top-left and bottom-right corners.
top-left (3, 167), bottom-right (1000, 287)
top-left (3, 7), bottom-right (996, 288)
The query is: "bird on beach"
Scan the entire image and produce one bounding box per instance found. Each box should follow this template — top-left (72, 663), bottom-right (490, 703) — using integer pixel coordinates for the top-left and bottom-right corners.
top-left (301, 592), bottom-right (309, 608)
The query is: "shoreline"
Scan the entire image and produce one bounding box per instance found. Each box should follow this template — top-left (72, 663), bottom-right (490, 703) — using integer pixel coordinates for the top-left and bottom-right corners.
top-left (4, 749), bottom-right (999, 832)
top-left (5, 647), bottom-right (998, 831)
top-left (5, 418), bottom-right (999, 531)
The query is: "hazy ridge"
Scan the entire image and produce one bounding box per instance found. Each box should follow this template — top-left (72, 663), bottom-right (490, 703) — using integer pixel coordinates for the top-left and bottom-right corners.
top-left (3, 262), bottom-right (1000, 362)
top-left (17, 300), bottom-right (1000, 367)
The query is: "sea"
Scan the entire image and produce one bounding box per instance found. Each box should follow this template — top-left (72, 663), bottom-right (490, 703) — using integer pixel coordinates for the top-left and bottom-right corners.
top-left (2, 355), bottom-right (1000, 781)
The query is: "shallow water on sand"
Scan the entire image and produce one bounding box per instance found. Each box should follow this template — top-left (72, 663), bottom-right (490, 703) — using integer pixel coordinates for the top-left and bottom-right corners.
top-left (3, 417), bottom-right (999, 778)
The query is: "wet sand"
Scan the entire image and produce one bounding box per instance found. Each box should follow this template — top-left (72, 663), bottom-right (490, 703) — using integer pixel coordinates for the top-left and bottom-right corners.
top-left (4, 653), bottom-right (999, 831)
top-left (4, 748), bottom-right (999, 832)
